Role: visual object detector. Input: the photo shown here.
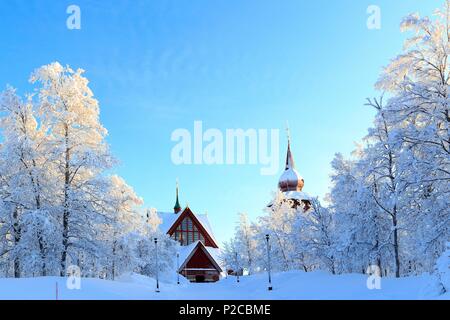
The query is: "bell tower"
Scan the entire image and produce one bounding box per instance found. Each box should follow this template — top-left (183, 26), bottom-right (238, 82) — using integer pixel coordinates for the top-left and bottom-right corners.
top-left (278, 126), bottom-right (305, 192)
top-left (277, 126), bottom-right (311, 211)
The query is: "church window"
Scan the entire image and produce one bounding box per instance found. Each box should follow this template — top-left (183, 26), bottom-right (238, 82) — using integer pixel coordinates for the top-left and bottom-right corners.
top-left (174, 216), bottom-right (206, 246)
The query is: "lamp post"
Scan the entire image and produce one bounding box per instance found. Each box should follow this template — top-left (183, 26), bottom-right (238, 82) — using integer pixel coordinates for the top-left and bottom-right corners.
top-left (235, 251), bottom-right (240, 283)
top-left (154, 237), bottom-right (160, 293)
top-left (265, 234), bottom-right (272, 291)
top-left (176, 252), bottom-right (180, 285)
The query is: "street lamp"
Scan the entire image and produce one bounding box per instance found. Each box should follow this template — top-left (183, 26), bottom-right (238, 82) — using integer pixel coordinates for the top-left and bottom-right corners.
top-left (235, 251), bottom-right (240, 283)
top-left (265, 234), bottom-right (272, 291)
top-left (176, 252), bottom-right (180, 285)
top-left (154, 237), bottom-right (160, 293)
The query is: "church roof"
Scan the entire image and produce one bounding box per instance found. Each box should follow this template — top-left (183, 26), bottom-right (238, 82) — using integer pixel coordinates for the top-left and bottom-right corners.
top-left (157, 211), bottom-right (179, 234)
top-left (278, 138), bottom-right (305, 192)
top-left (177, 241), bottom-right (223, 273)
top-left (285, 138), bottom-right (296, 170)
top-left (284, 190), bottom-right (311, 201)
top-left (157, 207), bottom-right (219, 248)
top-left (196, 213), bottom-right (218, 245)
top-left (177, 241), bottom-right (200, 269)
top-left (279, 168), bottom-right (304, 186)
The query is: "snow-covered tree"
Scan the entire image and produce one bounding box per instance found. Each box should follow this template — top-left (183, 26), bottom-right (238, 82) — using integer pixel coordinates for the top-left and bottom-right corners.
top-left (0, 86), bottom-right (58, 277)
top-left (375, 2), bottom-right (450, 268)
top-left (103, 175), bottom-right (143, 279)
top-left (327, 2), bottom-right (450, 277)
top-left (0, 62), bottom-right (177, 280)
top-left (305, 198), bottom-right (337, 274)
top-left (329, 153), bottom-right (371, 274)
top-left (146, 208), bottom-right (162, 232)
top-left (258, 191), bottom-right (302, 272)
top-left (135, 228), bottom-right (178, 279)
top-left (232, 213), bottom-right (259, 274)
top-left (362, 98), bottom-right (413, 278)
top-left (30, 62), bottom-right (115, 275)
top-left (224, 191), bottom-right (338, 275)
top-left (435, 242), bottom-right (450, 295)
top-left (222, 2), bottom-right (449, 280)
top-left (220, 238), bottom-right (245, 275)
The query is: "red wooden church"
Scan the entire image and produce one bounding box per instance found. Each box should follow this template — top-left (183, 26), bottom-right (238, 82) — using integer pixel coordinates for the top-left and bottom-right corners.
top-left (157, 185), bottom-right (222, 282)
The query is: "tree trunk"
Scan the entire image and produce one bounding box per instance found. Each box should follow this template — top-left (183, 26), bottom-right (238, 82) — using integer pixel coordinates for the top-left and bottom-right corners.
top-left (376, 257), bottom-right (382, 278)
top-left (32, 159), bottom-right (46, 277)
top-left (330, 255), bottom-right (336, 275)
top-left (13, 207), bottom-right (21, 278)
top-left (38, 235), bottom-right (46, 277)
top-left (61, 124), bottom-right (70, 277)
top-left (274, 233), bottom-right (289, 271)
top-left (112, 239), bottom-right (117, 281)
top-left (392, 210), bottom-right (401, 278)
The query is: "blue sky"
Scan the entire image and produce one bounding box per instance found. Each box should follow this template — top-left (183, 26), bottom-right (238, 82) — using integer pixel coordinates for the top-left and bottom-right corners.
top-left (0, 0), bottom-right (439, 244)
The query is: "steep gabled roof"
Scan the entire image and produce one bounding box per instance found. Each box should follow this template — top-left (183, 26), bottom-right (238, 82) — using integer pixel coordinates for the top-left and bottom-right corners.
top-left (195, 213), bottom-right (219, 246)
top-left (178, 241), bottom-right (223, 273)
top-left (158, 207), bottom-right (219, 248)
top-left (157, 211), bottom-right (179, 233)
top-left (177, 241), bottom-right (199, 268)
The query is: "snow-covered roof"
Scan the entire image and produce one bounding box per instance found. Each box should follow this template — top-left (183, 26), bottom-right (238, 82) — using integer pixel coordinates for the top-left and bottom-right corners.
top-left (279, 168), bottom-right (303, 184)
top-left (284, 190), bottom-right (311, 201)
top-left (157, 209), bottom-right (218, 246)
top-left (205, 246), bottom-right (223, 270)
top-left (157, 211), bottom-right (179, 234)
top-left (196, 213), bottom-right (218, 246)
top-left (177, 241), bottom-right (199, 269)
top-left (177, 241), bottom-right (223, 272)
top-left (267, 190), bottom-right (312, 209)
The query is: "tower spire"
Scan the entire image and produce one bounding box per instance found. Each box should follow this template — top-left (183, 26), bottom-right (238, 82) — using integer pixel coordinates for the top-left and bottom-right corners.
top-left (174, 179), bottom-right (181, 214)
top-left (285, 122), bottom-right (296, 170)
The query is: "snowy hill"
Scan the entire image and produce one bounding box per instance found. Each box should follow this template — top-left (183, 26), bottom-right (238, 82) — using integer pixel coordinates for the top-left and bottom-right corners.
top-left (0, 271), bottom-right (448, 300)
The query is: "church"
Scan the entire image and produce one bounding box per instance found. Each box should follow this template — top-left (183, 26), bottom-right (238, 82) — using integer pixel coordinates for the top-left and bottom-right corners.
top-left (156, 136), bottom-right (310, 283)
top-left (157, 184), bottom-right (223, 283)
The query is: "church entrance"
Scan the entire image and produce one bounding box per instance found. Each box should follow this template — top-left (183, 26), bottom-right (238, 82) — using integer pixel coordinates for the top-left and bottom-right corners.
top-left (195, 275), bottom-right (205, 283)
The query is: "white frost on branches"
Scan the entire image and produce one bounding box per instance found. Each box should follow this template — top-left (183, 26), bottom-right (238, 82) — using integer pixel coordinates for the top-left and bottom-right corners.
top-left (0, 63), bottom-right (177, 279)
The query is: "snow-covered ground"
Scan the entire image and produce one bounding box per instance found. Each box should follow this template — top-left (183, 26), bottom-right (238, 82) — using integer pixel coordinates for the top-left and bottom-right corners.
top-left (0, 271), bottom-right (448, 300)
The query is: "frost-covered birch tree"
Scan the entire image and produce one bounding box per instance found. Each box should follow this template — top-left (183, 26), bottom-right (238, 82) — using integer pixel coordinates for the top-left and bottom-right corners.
top-left (30, 62), bottom-right (115, 275)
top-left (0, 62), bottom-right (177, 279)
top-left (0, 87), bottom-right (58, 277)
top-left (374, 1), bottom-right (450, 271)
